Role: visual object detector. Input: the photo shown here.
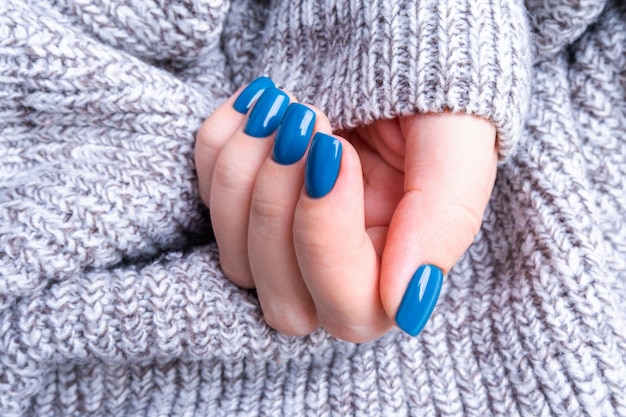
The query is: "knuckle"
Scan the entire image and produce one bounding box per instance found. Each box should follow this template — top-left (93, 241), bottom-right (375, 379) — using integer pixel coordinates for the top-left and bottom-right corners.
top-left (320, 316), bottom-right (390, 344)
top-left (450, 196), bottom-right (485, 243)
top-left (262, 308), bottom-right (319, 337)
top-left (219, 258), bottom-right (254, 289)
top-left (198, 187), bottom-right (211, 209)
top-left (437, 191), bottom-right (486, 239)
top-left (196, 127), bottom-right (220, 153)
top-left (250, 195), bottom-right (289, 224)
top-left (434, 195), bottom-right (488, 272)
top-left (196, 126), bottom-right (229, 164)
top-left (212, 152), bottom-right (255, 191)
top-left (292, 222), bottom-right (334, 257)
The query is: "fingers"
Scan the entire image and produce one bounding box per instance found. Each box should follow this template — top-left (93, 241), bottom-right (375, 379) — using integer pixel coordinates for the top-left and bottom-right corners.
top-left (209, 85), bottom-right (291, 287)
top-left (293, 132), bottom-right (391, 343)
top-left (380, 113), bottom-right (498, 336)
top-left (200, 76), bottom-right (387, 340)
top-left (198, 78), bottom-right (496, 342)
top-left (246, 104), bottom-right (328, 335)
top-left (249, 106), bottom-right (388, 342)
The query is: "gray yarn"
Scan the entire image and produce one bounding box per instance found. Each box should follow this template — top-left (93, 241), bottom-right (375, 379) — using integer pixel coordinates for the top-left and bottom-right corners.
top-left (1, 0), bottom-right (625, 416)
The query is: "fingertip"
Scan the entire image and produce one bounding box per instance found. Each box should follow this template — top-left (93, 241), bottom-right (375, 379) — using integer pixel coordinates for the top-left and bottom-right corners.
top-left (243, 87), bottom-right (290, 138)
top-left (233, 76), bottom-right (275, 114)
top-left (196, 79), bottom-right (258, 146)
top-left (304, 133), bottom-right (343, 199)
top-left (393, 264), bottom-right (444, 337)
top-left (301, 132), bottom-right (363, 201)
top-left (272, 103), bottom-right (316, 166)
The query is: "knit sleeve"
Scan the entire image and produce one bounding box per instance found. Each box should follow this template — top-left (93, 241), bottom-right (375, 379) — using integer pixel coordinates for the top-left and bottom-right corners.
top-left (0, 0), bottom-right (231, 301)
top-left (253, 0), bottom-right (532, 159)
top-left (525, 0), bottom-right (607, 57)
top-left (0, 1), bottom-right (235, 413)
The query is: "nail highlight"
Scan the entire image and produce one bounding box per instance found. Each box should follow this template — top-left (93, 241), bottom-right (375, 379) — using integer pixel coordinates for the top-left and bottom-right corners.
top-left (233, 76), bottom-right (275, 114)
top-left (305, 133), bottom-right (342, 198)
top-left (273, 104), bottom-right (316, 165)
top-left (244, 87), bottom-right (290, 138)
top-left (395, 264), bottom-right (444, 337)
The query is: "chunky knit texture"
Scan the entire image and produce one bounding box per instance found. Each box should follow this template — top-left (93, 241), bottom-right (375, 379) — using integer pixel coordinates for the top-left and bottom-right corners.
top-left (1, 0), bottom-right (625, 416)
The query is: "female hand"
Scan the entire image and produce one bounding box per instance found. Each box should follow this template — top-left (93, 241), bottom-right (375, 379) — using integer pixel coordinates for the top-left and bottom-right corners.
top-left (195, 78), bottom-right (497, 342)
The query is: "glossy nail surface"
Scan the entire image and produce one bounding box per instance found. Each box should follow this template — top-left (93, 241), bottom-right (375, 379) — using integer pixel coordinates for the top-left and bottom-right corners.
top-left (273, 104), bottom-right (316, 165)
top-left (305, 133), bottom-right (342, 198)
top-left (395, 264), bottom-right (444, 337)
top-left (244, 87), bottom-right (290, 138)
top-left (233, 76), bottom-right (275, 114)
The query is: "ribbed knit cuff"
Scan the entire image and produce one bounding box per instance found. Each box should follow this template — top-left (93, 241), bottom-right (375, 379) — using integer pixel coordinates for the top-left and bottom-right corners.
top-left (259, 0), bottom-right (531, 159)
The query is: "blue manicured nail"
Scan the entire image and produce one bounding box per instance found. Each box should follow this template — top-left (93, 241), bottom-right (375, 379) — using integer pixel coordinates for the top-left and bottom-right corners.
top-left (244, 87), bottom-right (290, 138)
top-left (395, 264), bottom-right (444, 336)
top-left (233, 76), bottom-right (275, 114)
top-left (273, 104), bottom-right (316, 165)
top-left (305, 133), bottom-right (342, 198)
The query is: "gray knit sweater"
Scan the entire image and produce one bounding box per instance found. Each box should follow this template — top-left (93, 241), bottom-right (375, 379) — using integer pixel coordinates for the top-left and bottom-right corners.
top-left (1, 0), bottom-right (625, 415)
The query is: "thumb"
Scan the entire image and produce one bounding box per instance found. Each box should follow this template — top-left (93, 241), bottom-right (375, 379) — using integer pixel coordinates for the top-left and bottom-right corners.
top-left (380, 112), bottom-right (498, 336)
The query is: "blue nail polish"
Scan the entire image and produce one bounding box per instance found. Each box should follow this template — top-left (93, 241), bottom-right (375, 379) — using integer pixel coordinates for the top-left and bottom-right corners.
top-left (273, 104), bottom-right (316, 165)
top-left (244, 87), bottom-right (290, 138)
top-left (395, 265), bottom-right (444, 336)
top-left (233, 77), bottom-right (275, 114)
top-left (305, 133), bottom-right (342, 198)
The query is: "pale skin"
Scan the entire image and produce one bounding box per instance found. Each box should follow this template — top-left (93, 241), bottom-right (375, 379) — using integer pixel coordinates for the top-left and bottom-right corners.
top-left (195, 85), bottom-right (497, 343)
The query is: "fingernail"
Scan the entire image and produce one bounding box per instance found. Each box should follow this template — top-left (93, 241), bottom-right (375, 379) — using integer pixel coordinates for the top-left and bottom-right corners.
top-left (395, 264), bottom-right (444, 337)
top-left (244, 87), bottom-right (290, 138)
top-left (233, 76), bottom-right (275, 114)
top-left (305, 132), bottom-right (342, 198)
top-left (273, 104), bottom-right (316, 165)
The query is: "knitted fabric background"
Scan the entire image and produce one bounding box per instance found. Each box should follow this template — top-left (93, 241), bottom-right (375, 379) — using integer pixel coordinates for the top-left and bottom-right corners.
top-left (1, 0), bottom-right (625, 416)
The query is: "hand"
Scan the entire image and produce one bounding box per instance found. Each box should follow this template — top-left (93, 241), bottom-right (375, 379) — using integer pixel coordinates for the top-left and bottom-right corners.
top-left (195, 78), bottom-right (497, 342)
